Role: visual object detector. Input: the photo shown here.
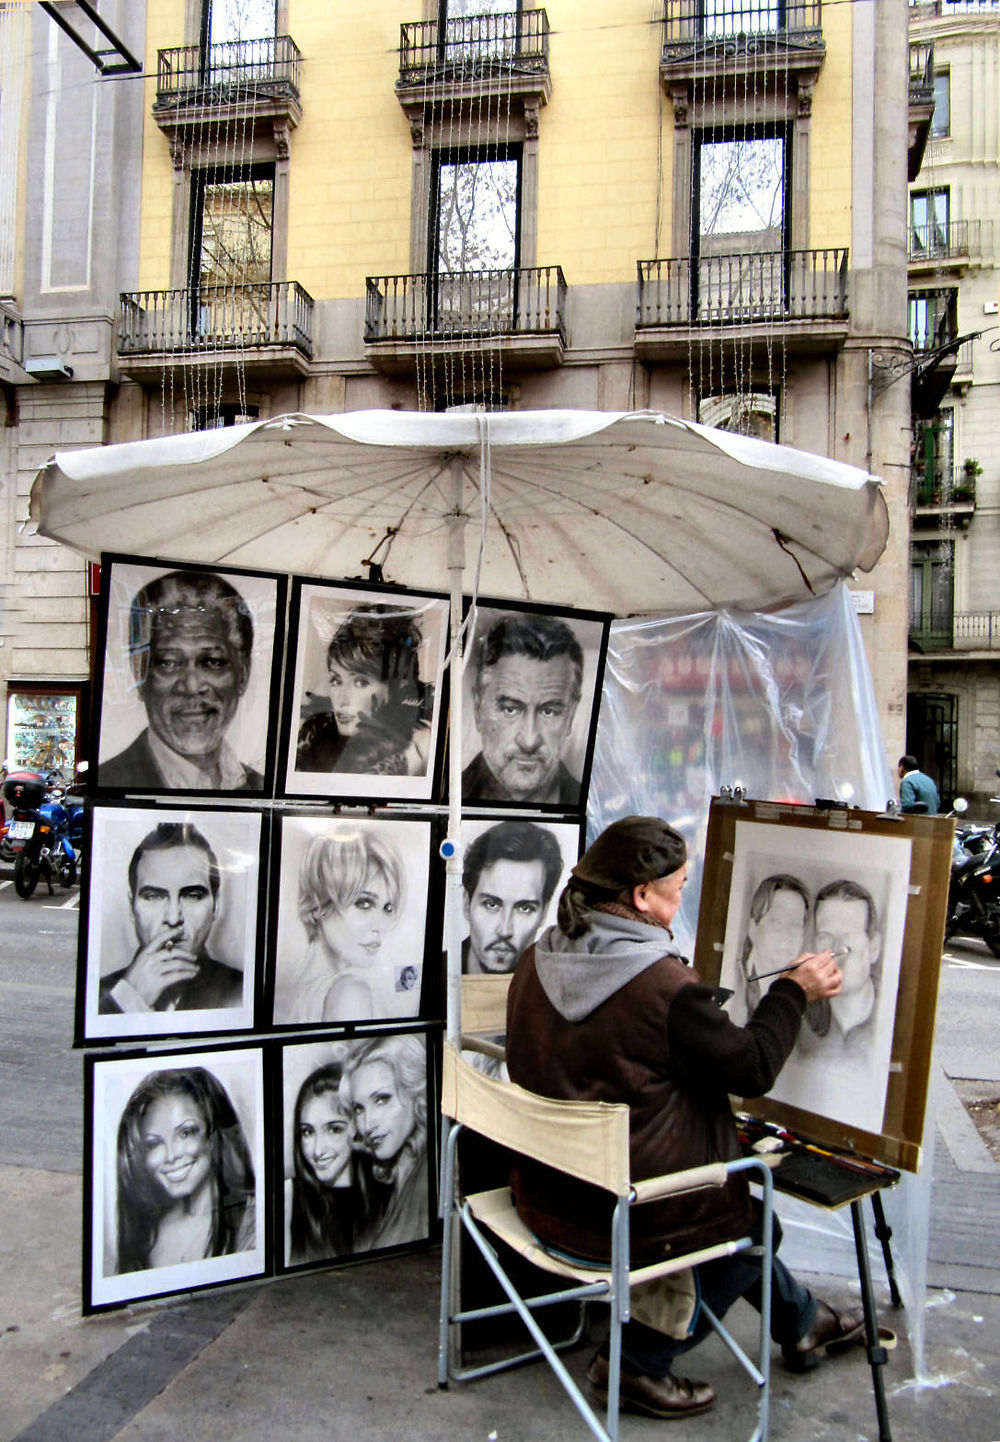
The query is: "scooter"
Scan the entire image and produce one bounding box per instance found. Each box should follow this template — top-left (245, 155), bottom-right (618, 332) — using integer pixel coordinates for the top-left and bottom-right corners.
top-left (945, 778), bottom-right (1000, 956)
top-left (1, 769), bottom-right (78, 898)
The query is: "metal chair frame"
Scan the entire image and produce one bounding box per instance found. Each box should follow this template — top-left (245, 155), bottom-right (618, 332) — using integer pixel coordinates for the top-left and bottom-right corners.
top-left (437, 1042), bottom-right (774, 1442)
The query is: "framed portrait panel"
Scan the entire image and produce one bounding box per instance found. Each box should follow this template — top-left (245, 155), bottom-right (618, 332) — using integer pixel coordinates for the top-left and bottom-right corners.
top-left (269, 814), bottom-right (437, 1028)
top-left (76, 803), bottom-right (266, 1045)
top-left (92, 555), bottom-right (286, 797)
top-left (447, 816), bottom-right (583, 978)
top-left (275, 1029), bottom-right (436, 1273)
top-left (694, 798), bottom-right (955, 1171)
top-left (457, 599), bottom-right (610, 812)
top-left (280, 580), bottom-right (449, 802)
top-left (84, 1044), bottom-right (267, 1312)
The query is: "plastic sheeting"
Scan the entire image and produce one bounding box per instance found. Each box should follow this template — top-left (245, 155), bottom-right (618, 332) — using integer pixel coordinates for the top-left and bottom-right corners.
top-left (587, 582), bottom-right (934, 1378)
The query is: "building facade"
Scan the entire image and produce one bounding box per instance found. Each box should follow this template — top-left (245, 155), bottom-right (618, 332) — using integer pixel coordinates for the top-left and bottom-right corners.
top-left (907, 0), bottom-right (1000, 811)
top-left (2, 0), bottom-right (914, 776)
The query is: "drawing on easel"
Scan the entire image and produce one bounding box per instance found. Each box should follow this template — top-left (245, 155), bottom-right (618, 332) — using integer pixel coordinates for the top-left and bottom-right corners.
top-left (719, 821), bottom-right (912, 1136)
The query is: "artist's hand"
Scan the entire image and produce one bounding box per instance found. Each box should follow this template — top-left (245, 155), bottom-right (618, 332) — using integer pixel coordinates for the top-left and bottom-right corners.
top-left (780, 950), bottom-right (842, 1002)
top-left (124, 923), bottom-right (200, 1007)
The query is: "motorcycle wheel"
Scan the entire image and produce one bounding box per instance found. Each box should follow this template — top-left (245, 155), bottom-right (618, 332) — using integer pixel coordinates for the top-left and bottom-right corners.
top-left (58, 856), bottom-right (77, 890)
top-left (980, 915), bottom-right (1000, 959)
top-left (14, 852), bottom-right (39, 899)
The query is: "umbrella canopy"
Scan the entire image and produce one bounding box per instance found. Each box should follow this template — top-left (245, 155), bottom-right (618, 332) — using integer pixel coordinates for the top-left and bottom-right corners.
top-left (30, 409), bottom-right (888, 615)
top-left (30, 407), bottom-right (889, 1045)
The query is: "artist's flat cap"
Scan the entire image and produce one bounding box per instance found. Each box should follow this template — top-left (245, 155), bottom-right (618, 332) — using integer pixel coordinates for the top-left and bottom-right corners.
top-left (571, 816), bottom-right (687, 892)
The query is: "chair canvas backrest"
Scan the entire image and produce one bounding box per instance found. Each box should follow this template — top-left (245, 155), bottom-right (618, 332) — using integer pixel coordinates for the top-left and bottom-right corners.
top-left (442, 1041), bottom-right (632, 1197)
top-left (460, 973), bottom-right (512, 1035)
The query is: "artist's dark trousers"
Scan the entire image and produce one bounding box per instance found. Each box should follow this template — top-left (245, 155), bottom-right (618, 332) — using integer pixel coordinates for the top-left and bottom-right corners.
top-left (620, 1211), bottom-right (817, 1378)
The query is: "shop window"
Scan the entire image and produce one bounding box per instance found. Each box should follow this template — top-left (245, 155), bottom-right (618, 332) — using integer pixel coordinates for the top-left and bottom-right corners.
top-left (910, 188), bottom-right (949, 256)
top-left (5, 686), bottom-right (83, 775)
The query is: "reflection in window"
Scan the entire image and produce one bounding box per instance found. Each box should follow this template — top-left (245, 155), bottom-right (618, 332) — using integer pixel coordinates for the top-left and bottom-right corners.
top-left (912, 410), bottom-right (954, 503)
top-left (910, 189), bottom-right (949, 256)
top-left (431, 149), bottom-right (521, 332)
top-left (698, 391), bottom-right (778, 442)
top-left (190, 166), bottom-right (274, 338)
top-left (908, 289), bottom-right (956, 351)
top-left (702, 1), bottom-right (781, 38)
top-left (206, 0), bottom-right (277, 45)
top-left (695, 131), bottom-right (786, 320)
top-left (438, 0), bottom-right (521, 61)
top-left (910, 540), bottom-right (954, 649)
top-left (932, 71), bottom-right (950, 138)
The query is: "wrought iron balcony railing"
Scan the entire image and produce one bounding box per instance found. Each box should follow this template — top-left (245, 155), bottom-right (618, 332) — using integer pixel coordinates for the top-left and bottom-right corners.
top-left (909, 41), bottom-right (934, 105)
top-left (908, 218), bottom-right (980, 263)
top-left (909, 289), bottom-right (957, 352)
top-left (365, 267), bottom-right (567, 342)
top-left (119, 282), bottom-right (313, 357)
top-left (662, 1), bottom-right (824, 64)
top-left (399, 9), bottom-right (549, 81)
top-left (912, 472), bottom-right (976, 508)
top-left (154, 35), bottom-right (302, 108)
top-left (637, 248), bottom-right (848, 327)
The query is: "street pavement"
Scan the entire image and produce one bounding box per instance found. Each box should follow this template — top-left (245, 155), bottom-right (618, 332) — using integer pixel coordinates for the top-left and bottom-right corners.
top-left (1, 877), bottom-right (998, 1441)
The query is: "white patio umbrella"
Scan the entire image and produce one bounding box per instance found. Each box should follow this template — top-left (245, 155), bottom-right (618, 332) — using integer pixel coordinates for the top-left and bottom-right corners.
top-left (30, 408), bottom-right (889, 1041)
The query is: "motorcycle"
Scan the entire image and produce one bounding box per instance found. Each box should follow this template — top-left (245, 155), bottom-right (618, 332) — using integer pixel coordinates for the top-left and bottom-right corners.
top-left (945, 784), bottom-right (1000, 956)
top-left (1, 768), bottom-right (79, 898)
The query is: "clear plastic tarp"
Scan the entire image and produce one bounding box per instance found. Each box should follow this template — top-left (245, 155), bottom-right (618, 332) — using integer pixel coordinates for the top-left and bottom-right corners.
top-left (587, 582), bottom-right (934, 1378)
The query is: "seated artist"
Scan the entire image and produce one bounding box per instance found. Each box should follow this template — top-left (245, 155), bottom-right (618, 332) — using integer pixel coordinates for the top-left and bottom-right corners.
top-left (505, 815), bottom-right (866, 1421)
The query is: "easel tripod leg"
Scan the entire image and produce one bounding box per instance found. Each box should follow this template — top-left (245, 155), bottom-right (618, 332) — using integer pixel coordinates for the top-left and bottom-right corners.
top-left (850, 1197), bottom-right (892, 1442)
top-left (869, 1191), bottom-right (903, 1308)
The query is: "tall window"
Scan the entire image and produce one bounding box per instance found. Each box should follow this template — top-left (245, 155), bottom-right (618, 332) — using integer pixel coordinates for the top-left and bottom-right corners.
top-left (189, 165), bottom-right (274, 336)
top-left (909, 288), bottom-right (956, 351)
top-left (932, 70), bottom-right (950, 138)
top-left (910, 188), bottom-right (949, 257)
top-left (694, 128), bottom-right (788, 320)
top-left (913, 409), bottom-right (954, 503)
top-left (430, 147), bottom-right (521, 330)
top-left (910, 541), bottom-right (954, 649)
top-left (437, 0), bottom-right (522, 61)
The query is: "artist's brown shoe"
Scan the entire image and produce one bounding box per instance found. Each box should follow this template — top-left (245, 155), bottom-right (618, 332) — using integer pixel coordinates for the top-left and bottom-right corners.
top-left (586, 1353), bottom-right (716, 1419)
top-left (783, 1301), bottom-right (866, 1373)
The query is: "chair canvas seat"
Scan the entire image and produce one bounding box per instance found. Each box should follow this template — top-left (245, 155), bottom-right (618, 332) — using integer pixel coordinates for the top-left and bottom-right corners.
top-left (466, 1185), bottom-right (753, 1290)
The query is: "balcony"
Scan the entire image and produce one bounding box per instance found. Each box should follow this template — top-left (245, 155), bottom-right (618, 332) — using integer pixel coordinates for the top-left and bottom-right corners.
top-left (364, 266), bottom-right (567, 375)
top-left (396, 10), bottom-right (551, 120)
top-left (909, 41), bottom-right (934, 180)
top-left (635, 248), bottom-right (849, 361)
top-left (152, 36), bottom-right (303, 145)
top-left (908, 218), bottom-right (981, 275)
top-left (660, 1), bottom-right (825, 88)
top-left (910, 611), bottom-right (1000, 656)
top-left (912, 470), bottom-right (977, 530)
top-left (118, 282), bottom-right (314, 383)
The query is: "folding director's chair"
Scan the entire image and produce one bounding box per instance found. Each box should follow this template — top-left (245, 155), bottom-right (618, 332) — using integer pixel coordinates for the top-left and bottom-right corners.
top-left (438, 1040), bottom-right (774, 1442)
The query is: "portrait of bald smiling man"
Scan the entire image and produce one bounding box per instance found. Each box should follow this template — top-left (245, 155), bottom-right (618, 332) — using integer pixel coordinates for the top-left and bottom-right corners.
top-left (100, 570), bottom-right (263, 793)
top-left (463, 614), bottom-right (585, 805)
top-left (99, 822), bottom-right (244, 1014)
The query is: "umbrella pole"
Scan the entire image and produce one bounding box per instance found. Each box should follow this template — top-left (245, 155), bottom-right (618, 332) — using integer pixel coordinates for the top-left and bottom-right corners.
top-left (444, 457), bottom-right (467, 1048)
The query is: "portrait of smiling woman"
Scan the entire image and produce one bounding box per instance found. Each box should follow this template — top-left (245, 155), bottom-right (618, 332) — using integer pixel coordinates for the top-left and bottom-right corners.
top-left (114, 1066), bottom-right (256, 1275)
top-left (271, 817), bottom-right (430, 1026)
top-left (286, 1059), bottom-right (360, 1264)
top-left (340, 1034), bottom-right (429, 1252)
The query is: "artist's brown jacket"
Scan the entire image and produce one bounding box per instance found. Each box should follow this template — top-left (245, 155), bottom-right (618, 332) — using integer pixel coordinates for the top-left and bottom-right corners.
top-left (505, 935), bottom-right (805, 1264)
